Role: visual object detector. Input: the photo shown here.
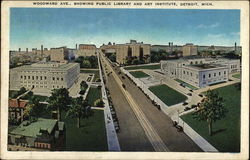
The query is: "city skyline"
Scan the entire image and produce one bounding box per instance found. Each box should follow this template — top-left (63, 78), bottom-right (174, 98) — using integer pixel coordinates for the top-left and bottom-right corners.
top-left (10, 8), bottom-right (240, 50)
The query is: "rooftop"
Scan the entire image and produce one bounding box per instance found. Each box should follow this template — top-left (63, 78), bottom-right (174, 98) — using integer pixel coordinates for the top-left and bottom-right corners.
top-left (11, 62), bottom-right (79, 71)
top-left (9, 99), bottom-right (28, 108)
top-left (10, 118), bottom-right (60, 138)
top-left (188, 64), bottom-right (226, 70)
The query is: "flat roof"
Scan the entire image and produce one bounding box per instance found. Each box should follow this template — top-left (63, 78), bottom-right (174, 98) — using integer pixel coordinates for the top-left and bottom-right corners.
top-left (10, 118), bottom-right (59, 138)
top-left (187, 64), bottom-right (227, 70)
top-left (11, 62), bottom-right (79, 71)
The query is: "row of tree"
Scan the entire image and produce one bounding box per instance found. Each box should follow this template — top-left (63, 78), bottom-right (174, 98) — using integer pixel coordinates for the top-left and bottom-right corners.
top-left (75, 56), bottom-right (98, 68)
top-left (24, 88), bottom-right (92, 128)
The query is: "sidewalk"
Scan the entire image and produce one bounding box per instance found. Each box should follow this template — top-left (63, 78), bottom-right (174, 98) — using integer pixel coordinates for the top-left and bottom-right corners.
top-left (97, 51), bottom-right (121, 151)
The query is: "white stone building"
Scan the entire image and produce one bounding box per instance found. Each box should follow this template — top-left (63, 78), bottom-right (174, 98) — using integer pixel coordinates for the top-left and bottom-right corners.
top-left (160, 57), bottom-right (240, 88)
top-left (9, 62), bottom-right (80, 94)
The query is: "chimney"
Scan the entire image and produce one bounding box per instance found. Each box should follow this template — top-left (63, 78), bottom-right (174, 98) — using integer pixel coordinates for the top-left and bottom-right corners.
top-left (235, 42), bottom-right (237, 52)
top-left (41, 45), bottom-right (43, 54)
top-left (26, 48), bottom-right (28, 53)
top-left (19, 48), bottom-right (21, 52)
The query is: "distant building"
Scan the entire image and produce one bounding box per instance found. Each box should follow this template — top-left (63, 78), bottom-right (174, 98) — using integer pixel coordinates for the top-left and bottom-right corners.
top-left (9, 62), bottom-right (80, 95)
top-left (160, 57), bottom-right (240, 88)
top-left (76, 44), bottom-right (97, 57)
top-left (10, 45), bottom-right (70, 64)
top-left (101, 40), bottom-right (151, 64)
top-left (9, 99), bottom-right (28, 124)
top-left (48, 47), bottom-right (69, 62)
top-left (8, 118), bottom-right (65, 151)
top-left (182, 43), bottom-right (198, 56)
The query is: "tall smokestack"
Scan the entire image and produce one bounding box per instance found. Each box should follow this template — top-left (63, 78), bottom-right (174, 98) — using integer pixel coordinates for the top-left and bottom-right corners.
top-left (26, 48), bottom-right (28, 53)
top-left (235, 42), bottom-right (237, 52)
top-left (76, 44), bottom-right (77, 50)
top-left (19, 48), bottom-right (21, 52)
top-left (41, 45), bottom-right (43, 54)
top-left (169, 42), bottom-right (171, 47)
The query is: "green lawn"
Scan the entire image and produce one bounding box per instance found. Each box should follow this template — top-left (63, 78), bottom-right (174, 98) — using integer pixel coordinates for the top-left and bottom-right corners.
top-left (130, 71), bottom-right (150, 78)
top-left (175, 79), bottom-right (198, 90)
top-left (125, 64), bottom-right (160, 70)
top-left (63, 110), bottom-right (107, 151)
top-left (86, 87), bottom-right (102, 106)
top-left (181, 83), bottom-right (241, 152)
top-left (149, 84), bottom-right (187, 106)
top-left (39, 109), bottom-right (107, 151)
top-left (80, 69), bottom-right (100, 81)
top-left (232, 73), bottom-right (241, 79)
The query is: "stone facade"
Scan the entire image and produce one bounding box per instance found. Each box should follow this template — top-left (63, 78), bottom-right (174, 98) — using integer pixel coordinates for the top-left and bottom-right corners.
top-left (76, 44), bottom-right (96, 57)
top-left (101, 40), bottom-right (151, 64)
top-left (9, 62), bottom-right (80, 95)
top-left (182, 43), bottom-right (198, 56)
top-left (161, 57), bottom-right (240, 88)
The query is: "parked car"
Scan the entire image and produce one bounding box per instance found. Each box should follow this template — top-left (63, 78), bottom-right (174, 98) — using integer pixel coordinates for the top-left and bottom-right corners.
top-left (183, 102), bottom-right (188, 106)
top-left (122, 76), bottom-right (125, 79)
top-left (187, 93), bottom-right (192, 96)
top-left (198, 94), bottom-right (203, 97)
top-left (122, 84), bottom-right (126, 89)
top-left (191, 104), bottom-right (197, 108)
top-left (189, 89), bottom-right (193, 92)
top-left (184, 107), bottom-right (191, 111)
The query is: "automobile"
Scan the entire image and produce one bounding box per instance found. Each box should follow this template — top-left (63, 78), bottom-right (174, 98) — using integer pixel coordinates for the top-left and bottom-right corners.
top-left (118, 71), bottom-right (121, 74)
top-left (198, 94), bottom-right (203, 97)
top-left (122, 76), bottom-right (125, 79)
top-left (182, 102), bottom-right (188, 106)
top-left (189, 89), bottom-right (193, 92)
top-left (191, 104), bottom-right (197, 108)
top-left (187, 93), bottom-right (192, 96)
top-left (122, 84), bottom-right (126, 89)
top-left (184, 107), bottom-right (191, 111)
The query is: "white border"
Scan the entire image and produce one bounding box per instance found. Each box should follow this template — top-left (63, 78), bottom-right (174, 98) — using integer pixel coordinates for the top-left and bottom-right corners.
top-left (1, 1), bottom-right (249, 159)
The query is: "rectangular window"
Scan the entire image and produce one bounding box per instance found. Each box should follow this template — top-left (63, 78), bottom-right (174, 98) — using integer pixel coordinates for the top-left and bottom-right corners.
top-left (36, 76), bottom-right (38, 80)
top-left (203, 75), bottom-right (205, 78)
top-left (214, 73), bottom-right (216, 76)
top-left (224, 71), bottom-right (226, 74)
top-left (219, 72), bottom-right (221, 76)
top-left (57, 77), bottom-right (59, 80)
top-left (209, 74), bottom-right (211, 78)
top-left (61, 78), bottom-right (63, 81)
top-left (52, 77), bottom-right (55, 80)
top-left (40, 76), bottom-right (42, 80)
top-left (24, 76), bottom-right (26, 80)
top-left (44, 76), bottom-right (47, 80)
top-left (32, 76), bottom-right (34, 80)
top-left (20, 75), bottom-right (23, 79)
top-left (28, 76), bottom-right (30, 79)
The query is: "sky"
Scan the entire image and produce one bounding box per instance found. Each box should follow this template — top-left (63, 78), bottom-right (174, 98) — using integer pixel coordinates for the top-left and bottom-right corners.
top-left (10, 8), bottom-right (240, 50)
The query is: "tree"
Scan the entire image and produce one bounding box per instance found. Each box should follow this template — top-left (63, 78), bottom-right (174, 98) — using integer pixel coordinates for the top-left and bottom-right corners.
top-left (24, 96), bottom-right (43, 121)
top-left (79, 81), bottom-right (88, 95)
top-left (47, 88), bottom-right (71, 121)
top-left (94, 99), bottom-right (104, 107)
top-left (82, 60), bottom-right (91, 68)
top-left (66, 96), bottom-right (91, 128)
top-left (193, 89), bottom-right (227, 136)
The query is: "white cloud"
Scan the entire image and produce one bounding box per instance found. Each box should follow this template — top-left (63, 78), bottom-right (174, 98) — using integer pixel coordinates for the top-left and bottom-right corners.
top-left (230, 32), bottom-right (240, 36)
top-left (196, 22), bottom-right (220, 29)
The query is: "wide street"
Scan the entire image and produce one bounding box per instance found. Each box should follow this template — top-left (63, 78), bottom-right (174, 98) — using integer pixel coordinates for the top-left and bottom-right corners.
top-left (99, 51), bottom-right (202, 152)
